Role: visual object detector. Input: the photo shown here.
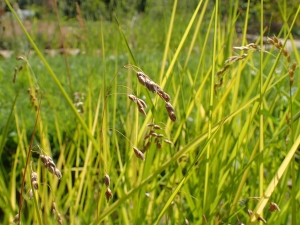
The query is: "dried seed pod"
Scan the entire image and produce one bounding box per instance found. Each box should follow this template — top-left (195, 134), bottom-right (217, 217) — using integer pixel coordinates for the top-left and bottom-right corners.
top-left (273, 36), bottom-right (279, 43)
top-left (147, 123), bottom-right (155, 127)
top-left (103, 174), bottom-right (110, 187)
top-left (269, 202), bottom-right (280, 212)
top-left (282, 49), bottom-right (288, 57)
top-left (105, 187), bottom-right (113, 202)
top-left (289, 70), bottom-right (294, 76)
top-left (133, 147), bottom-right (145, 161)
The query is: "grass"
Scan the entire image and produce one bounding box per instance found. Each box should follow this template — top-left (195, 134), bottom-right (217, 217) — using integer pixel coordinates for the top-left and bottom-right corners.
top-left (1, 0), bottom-right (300, 224)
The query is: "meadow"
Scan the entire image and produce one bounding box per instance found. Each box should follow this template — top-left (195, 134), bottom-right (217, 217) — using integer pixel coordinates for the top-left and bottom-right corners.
top-left (0, 0), bottom-right (300, 224)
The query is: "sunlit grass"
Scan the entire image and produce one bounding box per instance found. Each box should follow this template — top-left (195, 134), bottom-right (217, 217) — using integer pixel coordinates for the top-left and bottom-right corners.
top-left (1, 0), bottom-right (300, 225)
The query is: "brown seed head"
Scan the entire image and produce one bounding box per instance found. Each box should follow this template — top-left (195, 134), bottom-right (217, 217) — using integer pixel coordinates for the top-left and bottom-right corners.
top-left (269, 202), bottom-right (280, 212)
top-left (257, 216), bottom-right (267, 223)
top-left (164, 139), bottom-right (172, 145)
top-left (137, 99), bottom-right (147, 108)
top-left (128, 94), bottom-right (137, 102)
top-left (138, 107), bottom-right (147, 116)
top-left (55, 168), bottom-right (62, 179)
top-left (28, 189), bottom-right (33, 199)
top-left (103, 174), bottom-right (110, 187)
top-left (168, 111), bottom-right (177, 122)
top-left (105, 187), bottom-right (113, 202)
top-left (267, 37), bottom-right (274, 45)
top-left (133, 147), bottom-right (145, 161)
top-left (153, 125), bottom-right (161, 130)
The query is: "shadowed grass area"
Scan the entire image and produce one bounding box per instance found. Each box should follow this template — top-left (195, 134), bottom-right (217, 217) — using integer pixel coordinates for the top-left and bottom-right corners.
top-left (1, 0), bottom-right (300, 224)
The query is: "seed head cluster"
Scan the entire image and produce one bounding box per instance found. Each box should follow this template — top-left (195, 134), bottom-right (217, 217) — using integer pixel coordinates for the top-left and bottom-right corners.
top-left (136, 71), bottom-right (176, 121)
top-left (40, 154), bottom-right (62, 179)
top-left (142, 123), bottom-right (172, 152)
top-left (103, 174), bottom-right (113, 202)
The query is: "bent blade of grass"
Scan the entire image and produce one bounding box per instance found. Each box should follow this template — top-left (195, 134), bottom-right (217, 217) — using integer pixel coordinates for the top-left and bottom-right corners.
top-left (249, 134), bottom-right (300, 223)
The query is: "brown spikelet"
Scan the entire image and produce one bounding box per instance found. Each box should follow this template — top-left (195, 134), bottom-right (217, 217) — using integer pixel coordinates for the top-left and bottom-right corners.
top-left (153, 125), bottom-right (161, 130)
top-left (28, 189), bottom-right (33, 199)
top-left (257, 216), bottom-right (267, 223)
top-left (269, 202), bottom-right (281, 212)
top-left (138, 107), bottom-right (147, 116)
top-left (103, 174), bottom-right (110, 187)
top-left (137, 99), bottom-right (147, 108)
top-left (31, 171), bottom-right (38, 190)
top-left (143, 141), bottom-right (151, 152)
top-left (164, 139), bottom-right (172, 145)
top-left (165, 102), bottom-right (177, 121)
top-left (105, 187), bottom-right (113, 202)
top-left (133, 147), bottom-right (145, 161)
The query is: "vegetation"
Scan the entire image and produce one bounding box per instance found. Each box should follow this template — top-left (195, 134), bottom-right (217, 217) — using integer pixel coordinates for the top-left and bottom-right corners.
top-left (0, 0), bottom-right (300, 224)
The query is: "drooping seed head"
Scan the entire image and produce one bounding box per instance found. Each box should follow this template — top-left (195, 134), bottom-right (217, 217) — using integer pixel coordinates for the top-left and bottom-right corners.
top-left (28, 189), bottom-right (33, 199)
top-left (168, 111), bottom-right (177, 122)
top-left (269, 202), bottom-right (280, 212)
top-left (164, 139), bottom-right (172, 145)
top-left (153, 125), bottom-right (161, 130)
top-left (105, 187), bottom-right (113, 202)
top-left (138, 107), bottom-right (147, 116)
top-left (128, 94), bottom-right (137, 102)
top-left (133, 147), bottom-right (145, 161)
top-left (103, 174), bottom-right (110, 187)
top-left (143, 141), bottom-right (151, 152)
top-left (257, 216), bottom-right (266, 223)
top-left (165, 102), bottom-right (175, 113)
top-left (137, 99), bottom-right (147, 108)
top-left (55, 168), bottom-right (62, 179)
